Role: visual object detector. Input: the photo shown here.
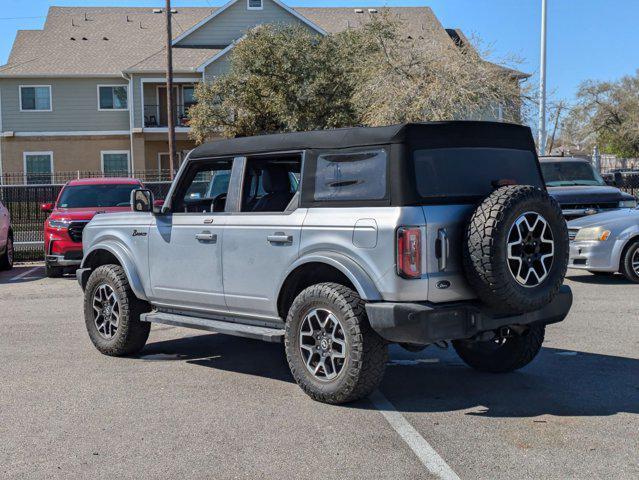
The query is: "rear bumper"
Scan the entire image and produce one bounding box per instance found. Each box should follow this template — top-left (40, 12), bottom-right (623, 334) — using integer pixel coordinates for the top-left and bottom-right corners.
top-left (365, 285), bottom-right (572, 345)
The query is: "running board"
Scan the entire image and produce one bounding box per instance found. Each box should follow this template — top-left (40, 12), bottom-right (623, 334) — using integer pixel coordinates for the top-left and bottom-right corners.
top-left (141, 311), bottom-right (285, 343)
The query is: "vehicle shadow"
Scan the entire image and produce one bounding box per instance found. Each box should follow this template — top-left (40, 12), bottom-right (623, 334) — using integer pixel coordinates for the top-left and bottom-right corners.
top-left (138, 333), bottom-right (293, 383)
top-left (371, 346), bottom-right (639, 418)
top-left (565, 273), bottom-right (634, 285)
top-left (140, 333), bottom-right (639, 418)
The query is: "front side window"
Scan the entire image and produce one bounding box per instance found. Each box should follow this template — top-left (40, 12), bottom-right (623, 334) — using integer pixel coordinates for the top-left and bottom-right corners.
top-left (314, 150), bottom-right (387, 202)
top-left (20, 86), bottom-right (51, 111)
top-left (57, 184), bottom-right (140, 208)
top-left (540, 161), bottom-right (605, 187)
top-left (98, 85), bottom-right (128, 110)
top-left (24, 152), bottom-right (52, 184)
top-left (176, 160), bottom-right (233, 213)
top-left (248, 0), bottom-right (263, 9)
top-left (102, 152), bottom-right (130, 175)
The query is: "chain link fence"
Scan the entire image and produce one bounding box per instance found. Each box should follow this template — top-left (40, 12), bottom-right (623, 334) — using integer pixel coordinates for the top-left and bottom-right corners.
top-left (0, 181), bottom-right (172, 262)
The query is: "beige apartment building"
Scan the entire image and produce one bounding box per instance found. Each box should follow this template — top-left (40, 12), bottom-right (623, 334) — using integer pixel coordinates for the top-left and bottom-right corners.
top-left (0, 0), bottom-right (522, 184)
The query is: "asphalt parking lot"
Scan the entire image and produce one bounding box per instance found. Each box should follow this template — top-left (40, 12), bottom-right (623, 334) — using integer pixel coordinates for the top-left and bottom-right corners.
top-left (1, 265), bottom-right (638, 480)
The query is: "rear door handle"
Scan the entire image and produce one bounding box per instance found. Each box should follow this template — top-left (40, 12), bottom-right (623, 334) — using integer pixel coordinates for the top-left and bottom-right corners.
top-left (436, 228), bottom-right (449, 271)
top-left (267, 233), bottom-right (293, 244)
top-left (195, 231), bottom-right (217, 243)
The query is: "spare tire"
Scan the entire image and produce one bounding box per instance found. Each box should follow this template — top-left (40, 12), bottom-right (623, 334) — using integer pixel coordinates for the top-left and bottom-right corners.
top-left (463, 185), bottom-right (568, 313)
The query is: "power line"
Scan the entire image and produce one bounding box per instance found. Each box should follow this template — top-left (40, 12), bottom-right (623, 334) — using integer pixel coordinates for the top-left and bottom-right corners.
top-left (0, 16), bottom-right (46, 20)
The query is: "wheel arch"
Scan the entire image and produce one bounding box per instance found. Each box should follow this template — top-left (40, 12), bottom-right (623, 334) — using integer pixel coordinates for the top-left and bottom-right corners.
top-left (80, 243), bottom-right (147, 301)
top-left (276, 253), bottom-right (382, 320)
top-left (619, 233), bottom-right (639, 271)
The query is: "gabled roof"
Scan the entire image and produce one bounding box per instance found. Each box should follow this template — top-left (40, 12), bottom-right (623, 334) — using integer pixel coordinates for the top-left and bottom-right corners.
top-left (0, 7), bottom-right (212, 76)
top-left (172, 0), bottom-right (327, 46)
top-left (124, 47), bottom-right (222, 74)
top-left (0, 5), bottom-right (515, 78)
top-left (8, 30), bottom-right (44, 64)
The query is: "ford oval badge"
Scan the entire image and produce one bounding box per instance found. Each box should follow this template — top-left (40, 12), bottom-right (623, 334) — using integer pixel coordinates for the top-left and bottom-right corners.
top-left (436, 280), bottom-right (451, 289)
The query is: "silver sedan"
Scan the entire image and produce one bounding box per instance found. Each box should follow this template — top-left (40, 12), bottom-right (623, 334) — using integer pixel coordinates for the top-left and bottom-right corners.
top-left (568, 207), bottom-right (639, 282)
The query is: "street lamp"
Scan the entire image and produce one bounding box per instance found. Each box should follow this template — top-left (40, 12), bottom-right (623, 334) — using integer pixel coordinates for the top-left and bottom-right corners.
top-left (538, 0), bottom-right (547, 155)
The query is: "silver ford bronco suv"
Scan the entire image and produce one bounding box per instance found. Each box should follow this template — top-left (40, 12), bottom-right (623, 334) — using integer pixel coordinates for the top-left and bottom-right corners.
top-left (78, 122), bottom-right (572, 405)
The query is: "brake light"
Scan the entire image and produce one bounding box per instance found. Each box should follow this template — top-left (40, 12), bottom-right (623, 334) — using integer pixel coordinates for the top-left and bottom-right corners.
top-left (397, 227), bottom-right (422, 278)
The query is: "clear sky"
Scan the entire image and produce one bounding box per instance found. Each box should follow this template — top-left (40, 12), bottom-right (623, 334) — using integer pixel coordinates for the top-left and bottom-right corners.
top-left (1, 0), bottom-right (638, 104)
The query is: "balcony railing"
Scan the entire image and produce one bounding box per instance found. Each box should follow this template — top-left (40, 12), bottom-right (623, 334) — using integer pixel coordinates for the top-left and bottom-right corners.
top-left (144, 104), bottom-right (195, 128)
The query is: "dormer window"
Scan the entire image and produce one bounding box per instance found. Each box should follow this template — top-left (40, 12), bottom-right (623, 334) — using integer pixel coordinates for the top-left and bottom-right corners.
top-left (248, 0), bottom-right (263, 10)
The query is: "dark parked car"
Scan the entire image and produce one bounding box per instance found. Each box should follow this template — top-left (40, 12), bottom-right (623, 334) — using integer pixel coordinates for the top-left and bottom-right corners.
top-left (0, 199), bottom-right (14, 270)
top-left (539, 156), bottom-right (636, 220)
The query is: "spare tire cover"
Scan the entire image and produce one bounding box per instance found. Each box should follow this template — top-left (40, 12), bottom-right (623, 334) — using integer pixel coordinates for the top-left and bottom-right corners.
top-left (463, 185), bottom-right (568, 313)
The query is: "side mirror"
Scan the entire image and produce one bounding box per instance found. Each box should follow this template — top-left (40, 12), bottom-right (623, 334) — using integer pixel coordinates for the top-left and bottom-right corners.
top-left (131, 189), bottom-right (154, 213)
top-left (41, 202), bottom-right (54, 213)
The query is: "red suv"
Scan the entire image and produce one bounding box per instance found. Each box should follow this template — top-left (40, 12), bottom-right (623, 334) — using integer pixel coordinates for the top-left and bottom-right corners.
top-left (42, 178), bottom-right (144, 277)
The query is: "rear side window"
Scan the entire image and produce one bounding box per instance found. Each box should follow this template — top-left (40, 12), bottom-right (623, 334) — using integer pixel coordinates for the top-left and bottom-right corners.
top-left (314, 150), bottom-right (387, 201)
top-left (413, 148), bottom-right (542, 200)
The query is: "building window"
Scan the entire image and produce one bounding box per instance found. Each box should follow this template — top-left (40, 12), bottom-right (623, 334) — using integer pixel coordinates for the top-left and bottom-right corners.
top-left (158, 152), bottom-right (183, 173)
top-left (247, 0), bottom-right (263, 10)
top-left (183, 85), bottom-right (196, 111)
top-left (98, 85), bottom-right (128, 110)
top-left (101, 151), bottom-right (130, 175)
top-left (24, 152), bottom-right (53, 184)
top-left (20, 86), bottom-right (52, 111)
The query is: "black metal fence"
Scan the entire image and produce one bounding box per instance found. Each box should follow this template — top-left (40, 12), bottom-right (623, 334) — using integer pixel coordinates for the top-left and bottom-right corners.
top-left (0, 170), bottom-right (176, 185)
top-left (601, 171), bottom-right (639, 197)
top-left (0, 181), bottom-right (172, 262)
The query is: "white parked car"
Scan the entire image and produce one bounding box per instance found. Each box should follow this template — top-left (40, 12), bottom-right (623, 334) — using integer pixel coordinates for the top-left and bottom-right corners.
top-left (568, 206), bottom-right (639, 282)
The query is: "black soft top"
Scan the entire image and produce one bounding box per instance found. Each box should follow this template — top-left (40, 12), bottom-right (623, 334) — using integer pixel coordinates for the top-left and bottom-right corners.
top-left (189, 121), bottom-right (536, 159)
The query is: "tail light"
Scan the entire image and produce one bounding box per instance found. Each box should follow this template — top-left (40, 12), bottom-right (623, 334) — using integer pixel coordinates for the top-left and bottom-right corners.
top-left (397, 227), bottom-right (422, 278)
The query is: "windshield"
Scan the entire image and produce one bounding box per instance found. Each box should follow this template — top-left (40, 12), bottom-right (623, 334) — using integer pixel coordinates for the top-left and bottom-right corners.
top-left (57, 184), bottom-right (140, 208)
top-left (540, 161), bottom-right (606, 187)
top-left (413, 148), bottom-right (543, 200)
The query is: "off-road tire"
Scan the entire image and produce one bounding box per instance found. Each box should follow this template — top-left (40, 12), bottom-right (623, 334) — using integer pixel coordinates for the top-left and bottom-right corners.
top-left (620, 240), bottom-right (639, 283)
top-left (84, 264), bottom-right (151, 356)
top-left (285, 283), bottom-right (387, 404)
top-left (45, 263), bottom-right (64, 278)
top-left (463, 185), bottom-right (569, 313)
top-left (453, 324), bottom-right (545, 373)
top-left (0, 235), bottom-right (14, 270)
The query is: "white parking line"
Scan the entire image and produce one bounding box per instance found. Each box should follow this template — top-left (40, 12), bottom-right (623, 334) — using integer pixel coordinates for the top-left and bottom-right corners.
top-left (370, 390), bottom-right (461, 480)
top-left (10, 266), bottom-right (42, 281)
top-left (387, 358), bottom-right (440, 366)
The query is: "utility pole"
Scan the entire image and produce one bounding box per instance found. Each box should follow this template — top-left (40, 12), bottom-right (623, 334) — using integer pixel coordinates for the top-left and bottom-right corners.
top-left (592, 144), bottom-right (601, 173)
top-left (165, 0), bottom-right (176, 179)
top-left (538, 0), bottom-right (548, 155)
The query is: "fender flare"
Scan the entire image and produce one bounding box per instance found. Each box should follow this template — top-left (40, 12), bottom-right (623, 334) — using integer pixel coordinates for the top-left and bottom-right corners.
top-left (81, 242), bottom-right (148, 301)
top-left (279, 251), bottom-right (382, 301)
